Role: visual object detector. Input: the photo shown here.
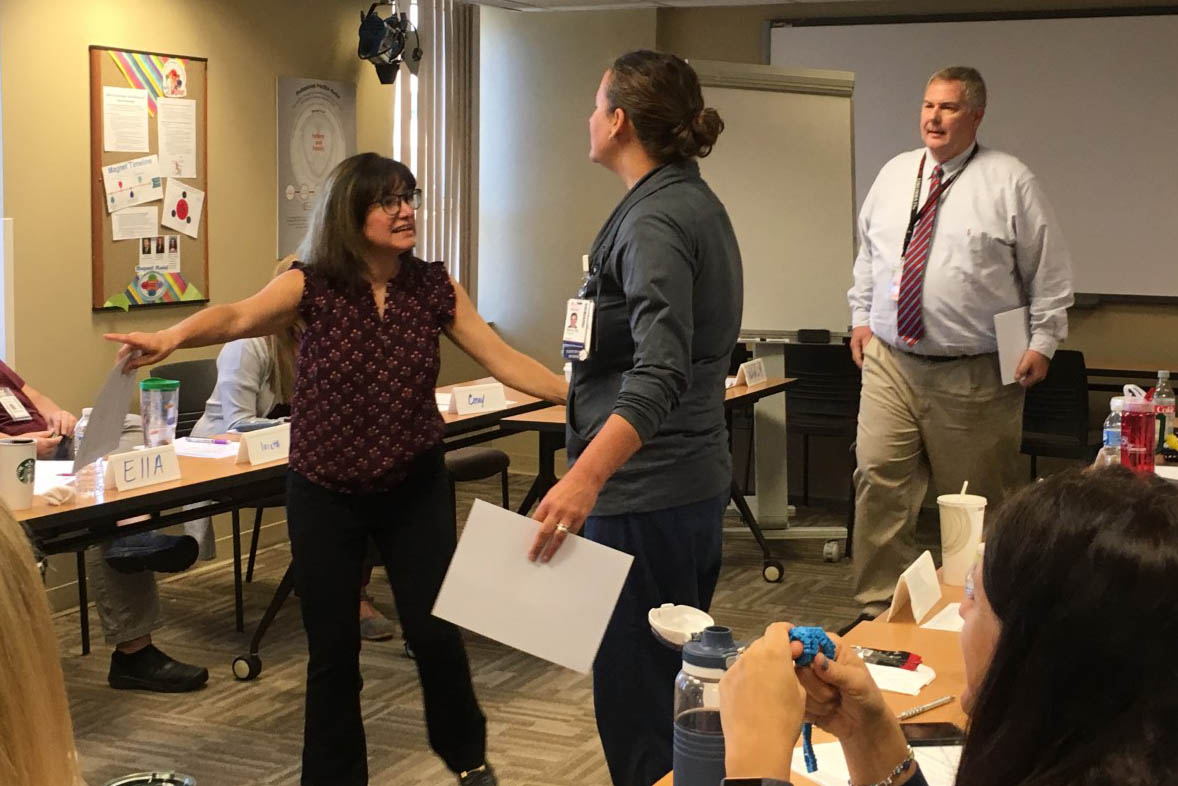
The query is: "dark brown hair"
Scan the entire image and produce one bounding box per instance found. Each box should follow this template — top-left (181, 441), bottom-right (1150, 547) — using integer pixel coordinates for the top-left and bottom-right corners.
top-left (606, 50), bottom-right (723, 164)
top-left (297, 152), bottom-right (416, 287)
top-left (956, 466), bottom-right (1178, 786)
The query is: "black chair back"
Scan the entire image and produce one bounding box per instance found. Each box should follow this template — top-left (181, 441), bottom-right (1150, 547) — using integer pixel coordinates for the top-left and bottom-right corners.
top-left (784, 343), bottom-right (862, 424)
top-left (1021, 349), bottom-right (1090, 450)
top-left (151, 358), bottom-right (218, 438)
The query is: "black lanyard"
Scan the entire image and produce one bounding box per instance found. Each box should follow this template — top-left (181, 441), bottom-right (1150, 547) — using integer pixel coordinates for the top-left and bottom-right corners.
top-left (900, 144), bottom-right (980, 256)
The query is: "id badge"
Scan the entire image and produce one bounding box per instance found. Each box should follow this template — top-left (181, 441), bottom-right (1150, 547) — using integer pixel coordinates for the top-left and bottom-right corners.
top-left (561, 298), bottom-right (594, 361)
top-left (0, 387), bottom-right (31, 421)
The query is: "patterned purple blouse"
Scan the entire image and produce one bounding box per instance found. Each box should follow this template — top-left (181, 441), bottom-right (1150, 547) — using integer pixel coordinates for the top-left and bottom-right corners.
top-left (289, 258), bottom-right (456, 493)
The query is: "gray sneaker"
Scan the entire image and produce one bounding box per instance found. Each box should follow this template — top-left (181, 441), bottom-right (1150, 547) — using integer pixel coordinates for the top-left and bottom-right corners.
top-left (359, 614), bottom-right (397, 642)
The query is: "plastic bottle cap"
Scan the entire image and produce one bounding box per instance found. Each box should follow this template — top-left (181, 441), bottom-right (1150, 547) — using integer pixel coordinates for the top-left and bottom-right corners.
top-left (139, 377), bottom-right (180, 391)
top-left (1110, 397), bottom-right (1124, 412)
top-left (1161, 370), bottom-right (1171, 380)
top-left (682, 626), bottom-right (739, 669)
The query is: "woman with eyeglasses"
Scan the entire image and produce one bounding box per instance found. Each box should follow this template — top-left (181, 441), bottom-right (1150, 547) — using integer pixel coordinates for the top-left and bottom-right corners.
top-left (106, 152), bottom-right (567, 786)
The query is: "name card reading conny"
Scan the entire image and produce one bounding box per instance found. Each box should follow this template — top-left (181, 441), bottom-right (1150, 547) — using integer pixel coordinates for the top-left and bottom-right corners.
top-left (105, 443), bottom-right (182, 492)
top-left (236, 422), bottom-right (291, 466)
top-left (447, 382), bottom-right (508, 416)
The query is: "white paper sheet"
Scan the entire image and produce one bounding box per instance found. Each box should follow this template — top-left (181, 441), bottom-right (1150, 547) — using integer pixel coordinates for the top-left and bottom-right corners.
top-left (887, 550), bottom-right (942, 624)
top-left (103, 86), bottom-right (149, 152)
top-left (433, 499), bottom-right (633, 674)
top-left (102, 155), bottom-right (163, 213)
top-left (161, 178), bottom-right (205, 238)
top-left (34, 460), bottom-right (75, 495)
top-left (111, 206), bottom-right (159, 241)
top-left (921, 602), bottom-right (964, 633)
top-left (865, 662), bottom-right (937, 696)
top-left (73, 357), bottom-right (139, 472)
top-left (173, 437), bottom-right (240, 459)
top-left (994, 306), bottom-right (1030, 386)
top-left (157, 97), bottom-right (197, 178)
top-left (793, 741), bottom-right (961, 786)
top-left (1157, 464), bottom-right (1178, 484)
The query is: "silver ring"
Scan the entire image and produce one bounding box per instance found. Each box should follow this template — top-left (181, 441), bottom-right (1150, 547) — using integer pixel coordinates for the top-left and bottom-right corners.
top-left (556, 524), bottom-right (570, 535)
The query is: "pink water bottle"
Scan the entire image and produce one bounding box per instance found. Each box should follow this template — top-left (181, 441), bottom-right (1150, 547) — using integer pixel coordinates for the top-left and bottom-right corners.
top-left (1121, 385), bottom-right (1156, 474)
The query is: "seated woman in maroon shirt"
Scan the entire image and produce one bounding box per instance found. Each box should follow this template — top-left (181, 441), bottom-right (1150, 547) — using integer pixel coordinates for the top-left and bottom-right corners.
top-left (107, 153), bottom-right (566, 786)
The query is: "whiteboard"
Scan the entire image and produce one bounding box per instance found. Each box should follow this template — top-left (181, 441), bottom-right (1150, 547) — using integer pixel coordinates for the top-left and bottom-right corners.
top-left (693, 61), bottom-right (856, 335)
top-left (771, 14), bottom-right (1178, 298)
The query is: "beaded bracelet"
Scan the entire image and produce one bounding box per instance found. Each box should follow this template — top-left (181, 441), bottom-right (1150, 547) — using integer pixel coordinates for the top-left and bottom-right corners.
top-left (850, 746), bottom-right (916, 786)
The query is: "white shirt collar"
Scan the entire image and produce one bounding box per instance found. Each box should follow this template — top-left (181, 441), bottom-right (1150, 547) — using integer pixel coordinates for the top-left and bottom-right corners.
top-left (925, 140), bottom-right (979, 177)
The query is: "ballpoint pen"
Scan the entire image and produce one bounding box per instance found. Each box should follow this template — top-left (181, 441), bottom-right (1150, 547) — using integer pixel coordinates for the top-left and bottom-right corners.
top-left (186, 437), bottom-right (231, 445)
top-left (898, 695), bottom-right (954, 720)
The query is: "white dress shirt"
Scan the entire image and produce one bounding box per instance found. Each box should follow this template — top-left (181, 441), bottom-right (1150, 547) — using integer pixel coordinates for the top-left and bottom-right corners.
top-left (847, 142), bottom-right (1073, 357)
top-left (189, 337), bottom-right (277, 437)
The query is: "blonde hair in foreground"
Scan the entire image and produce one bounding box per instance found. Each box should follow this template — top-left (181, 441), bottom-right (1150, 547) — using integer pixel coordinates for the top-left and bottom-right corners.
top-left (0, 506), bottom-right (82, 786)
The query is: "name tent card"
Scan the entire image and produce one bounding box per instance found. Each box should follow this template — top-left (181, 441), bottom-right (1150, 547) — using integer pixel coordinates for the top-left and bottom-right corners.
top-left (236, 423), bottom-right (291, 465)
top-left (734, 358), bottom-right (768, 388)
top-left (886, 550), bottom-right (943, 624)
top-left (105, 443), bottom-right (181, 491)
top-left (448, 382), bottom-right (507, 415)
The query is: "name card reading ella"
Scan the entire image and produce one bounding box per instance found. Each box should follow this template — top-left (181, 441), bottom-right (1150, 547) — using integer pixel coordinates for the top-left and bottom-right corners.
top-left (236, 422), bottom-right (291, 465)
top-left (105, 443), bottom-right (181, 492)
top-left (448, 382), bottom-right (507, 415)
top-left (734, 358), bottom-right (768, 388)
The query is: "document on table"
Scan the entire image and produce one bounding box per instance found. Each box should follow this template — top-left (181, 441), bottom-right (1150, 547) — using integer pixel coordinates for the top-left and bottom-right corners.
top-left (34, 461), bottom-right (75, 495)
top-left (864, 662), bottom-right (937, 696)
top-left (73, 356), bottom-right (138, 472)
top-left (174, 437), bottom-right (240, 459)
top-left (794, 741), bottom-right (961, 786)
top-left (433, 499), bottom-right (633, 674)
top-left (1156, 464), bottom-right (1178, 484)
top-left (994, 306), bottom-right (1030, 385)
top-left (921, 602), bottom-right (964, 633)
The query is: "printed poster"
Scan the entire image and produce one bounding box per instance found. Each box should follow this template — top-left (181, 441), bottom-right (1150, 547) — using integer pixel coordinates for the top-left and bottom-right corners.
top-left (101, 155), bottom-right (163, 213)
top-left (276, 77), bottom-right (356, 256)
top-left (137, 234), bottom-right (181, 273)
top-left (161, 178), bottom-right (204, 238)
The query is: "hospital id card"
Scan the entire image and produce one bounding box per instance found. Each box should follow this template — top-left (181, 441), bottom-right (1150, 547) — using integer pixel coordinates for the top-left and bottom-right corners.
top-left (562, 298), bottom-right (594, 361)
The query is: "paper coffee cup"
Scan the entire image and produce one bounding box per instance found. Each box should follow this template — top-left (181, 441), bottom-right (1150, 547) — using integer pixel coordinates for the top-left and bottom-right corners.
top-left (0, 438), bottom-right (36, 510)
top-left (936, 492), bottom-right (986, 586)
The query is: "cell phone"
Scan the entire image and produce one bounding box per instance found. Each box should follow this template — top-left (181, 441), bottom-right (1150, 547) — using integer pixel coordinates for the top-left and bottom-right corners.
top-left (901, 721), bottom-right (965, 747)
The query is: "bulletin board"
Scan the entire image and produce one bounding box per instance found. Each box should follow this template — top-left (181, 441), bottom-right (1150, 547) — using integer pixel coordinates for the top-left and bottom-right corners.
top-left (89, 46), bottom-right (209, 310)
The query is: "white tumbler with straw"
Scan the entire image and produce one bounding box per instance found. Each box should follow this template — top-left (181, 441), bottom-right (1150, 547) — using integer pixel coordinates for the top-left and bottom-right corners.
top-left (937, 481), bottom-right (987, 586)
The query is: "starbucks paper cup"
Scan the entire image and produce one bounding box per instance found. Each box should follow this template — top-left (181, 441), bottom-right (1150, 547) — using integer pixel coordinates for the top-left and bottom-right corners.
top-left (0, 438), bottom-right (36, 510)
top-left (936, 492), bottom-right (986, 586)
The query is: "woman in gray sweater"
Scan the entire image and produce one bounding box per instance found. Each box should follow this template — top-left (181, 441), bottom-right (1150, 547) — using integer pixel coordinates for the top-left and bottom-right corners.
top-left (527, 50), bottom-right (743, 786)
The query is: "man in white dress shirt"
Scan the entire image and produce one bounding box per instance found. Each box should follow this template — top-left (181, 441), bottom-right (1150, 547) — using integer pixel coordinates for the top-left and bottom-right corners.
top-left (846, 66), bottom-right (1073, 616)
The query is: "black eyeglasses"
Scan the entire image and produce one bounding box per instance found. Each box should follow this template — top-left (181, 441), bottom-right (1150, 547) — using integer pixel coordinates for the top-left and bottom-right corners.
top-left (371, 189), bottom-right (423, 215)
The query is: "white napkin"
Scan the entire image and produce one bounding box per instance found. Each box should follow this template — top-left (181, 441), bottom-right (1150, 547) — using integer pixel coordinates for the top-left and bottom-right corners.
top-left (866, 662), bottom-right (937, 695)
top-left (41, 485), bottom-right (76, 506)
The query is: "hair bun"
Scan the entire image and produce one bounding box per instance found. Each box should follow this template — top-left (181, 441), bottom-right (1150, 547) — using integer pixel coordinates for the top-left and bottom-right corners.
top-left (680, 107), bottom-right (724, 159)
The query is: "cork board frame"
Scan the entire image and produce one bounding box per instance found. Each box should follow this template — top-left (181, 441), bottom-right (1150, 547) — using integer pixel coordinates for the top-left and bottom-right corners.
top-left (89, 45), bottom-right (209, 310)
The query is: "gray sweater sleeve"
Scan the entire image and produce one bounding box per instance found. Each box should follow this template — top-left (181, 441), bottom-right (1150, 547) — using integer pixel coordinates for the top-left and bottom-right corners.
top-left (611, 212), bottom-right (695, 443)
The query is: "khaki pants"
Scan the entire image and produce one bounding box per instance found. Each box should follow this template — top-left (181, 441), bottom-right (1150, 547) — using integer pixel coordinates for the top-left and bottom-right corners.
top-left (852, 337), bottom-right (1024, 609)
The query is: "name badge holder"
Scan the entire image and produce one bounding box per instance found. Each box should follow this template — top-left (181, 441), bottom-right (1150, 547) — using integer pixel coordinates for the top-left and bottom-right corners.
top-left (562, 298), bottom-right (595, 361)
top-left (0, 387), bottom-right (32, 422)
top-left (105, 443), bottom-right (182, 492)
top-left (236, 422), bottom-right (291, 465)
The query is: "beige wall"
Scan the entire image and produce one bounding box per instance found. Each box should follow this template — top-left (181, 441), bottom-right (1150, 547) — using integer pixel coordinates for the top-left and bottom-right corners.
top-left (477, 7), bottom-right (657, 366)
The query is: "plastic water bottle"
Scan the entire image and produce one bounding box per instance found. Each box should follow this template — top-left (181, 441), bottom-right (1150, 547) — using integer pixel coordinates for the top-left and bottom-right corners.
top-left (1121, 385), bottom-right (1156, 474)
top-left (672, 626), bottom-right (738, 786)
top-left (1154, 370), bottom-right (1175, 453)
top-left (1093, 397), bottom-right (1123, 467)
top-left (72, 408), bottom-right (105, 498)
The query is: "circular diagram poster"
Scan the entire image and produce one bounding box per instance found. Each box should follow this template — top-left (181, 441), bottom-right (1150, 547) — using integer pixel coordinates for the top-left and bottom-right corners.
top-left (277, 78), bottom-right (356, 255)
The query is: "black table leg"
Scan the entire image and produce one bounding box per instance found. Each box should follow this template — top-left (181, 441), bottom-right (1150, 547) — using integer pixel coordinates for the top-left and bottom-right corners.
top-left (231, 508), bottom-right (244, 633)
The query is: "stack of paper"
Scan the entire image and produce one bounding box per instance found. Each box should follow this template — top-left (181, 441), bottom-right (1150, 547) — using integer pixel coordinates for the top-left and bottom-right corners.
top-left (793, 741), bottom-right (961, 786)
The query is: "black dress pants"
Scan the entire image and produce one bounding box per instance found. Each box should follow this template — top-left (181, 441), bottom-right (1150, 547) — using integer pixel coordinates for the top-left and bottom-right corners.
top-left (286, 447), bottom-right (486, 786)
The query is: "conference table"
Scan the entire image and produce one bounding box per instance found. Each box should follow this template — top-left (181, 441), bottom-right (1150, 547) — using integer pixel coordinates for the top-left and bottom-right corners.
top-left (499, 378), bottom-right (846, 584)
top-left (654, 585), bottom-right (968, 786)
top-left (15, 378), bottom-right (548, 655)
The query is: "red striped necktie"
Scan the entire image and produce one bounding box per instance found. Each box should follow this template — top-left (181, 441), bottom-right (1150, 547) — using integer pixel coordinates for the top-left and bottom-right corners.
top-left (896, 164), bottom-right (943, 346)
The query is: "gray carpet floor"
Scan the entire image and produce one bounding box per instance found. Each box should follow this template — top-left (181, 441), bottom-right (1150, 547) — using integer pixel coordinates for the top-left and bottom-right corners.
top-left (54, 474), bottom-right (939, 786)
